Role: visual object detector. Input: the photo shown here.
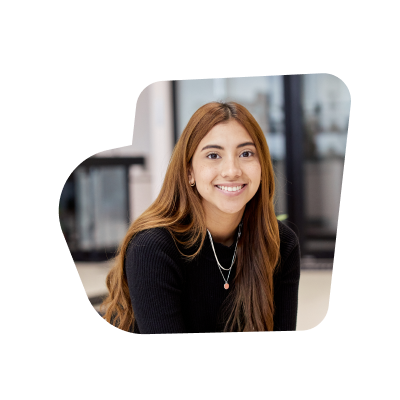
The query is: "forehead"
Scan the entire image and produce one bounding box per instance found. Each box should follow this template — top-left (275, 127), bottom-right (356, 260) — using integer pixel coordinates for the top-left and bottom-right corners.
top-left (198, 120), bottom-right (252, 146)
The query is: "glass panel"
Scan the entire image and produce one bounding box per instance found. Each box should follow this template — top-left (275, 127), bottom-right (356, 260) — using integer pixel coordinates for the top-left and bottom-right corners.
top-left (301, 74), bottom-right (350, 255)
top-left (176, 76), bottom-right (287, 214)
top-left (75, 166), bottom-right (128, 250)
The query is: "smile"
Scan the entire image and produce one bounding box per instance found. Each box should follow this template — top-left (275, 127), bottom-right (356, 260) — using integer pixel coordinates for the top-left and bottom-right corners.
top-left (215, 184), bottom-right (246, 193)
top-left (215, 185), bottom-right (247, 196)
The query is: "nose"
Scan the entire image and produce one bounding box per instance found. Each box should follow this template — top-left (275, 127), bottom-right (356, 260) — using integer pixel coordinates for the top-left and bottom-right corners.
top-left (221, 156), bottom-right (242, 179)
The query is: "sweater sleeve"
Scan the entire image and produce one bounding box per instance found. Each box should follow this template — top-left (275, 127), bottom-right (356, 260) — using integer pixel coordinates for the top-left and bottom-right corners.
top-left (125, 229), bottom-right (186, 334)
top-left (273, 224), bottom-right (301, 331)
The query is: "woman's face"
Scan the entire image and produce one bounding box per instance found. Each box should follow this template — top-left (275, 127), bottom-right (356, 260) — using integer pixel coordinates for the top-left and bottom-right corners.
top-left (189, 120), bottom-right (262, 219)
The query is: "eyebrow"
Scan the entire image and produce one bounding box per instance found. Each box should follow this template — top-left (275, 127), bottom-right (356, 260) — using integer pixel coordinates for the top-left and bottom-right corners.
top-left (201, 142), bottom-right (255, 151)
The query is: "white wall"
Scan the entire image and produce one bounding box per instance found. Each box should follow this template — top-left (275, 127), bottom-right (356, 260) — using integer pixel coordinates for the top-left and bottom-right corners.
top-left (91, 81), bottom-right (174, 221)
top-left (147, 81), bottom-right (174, 202)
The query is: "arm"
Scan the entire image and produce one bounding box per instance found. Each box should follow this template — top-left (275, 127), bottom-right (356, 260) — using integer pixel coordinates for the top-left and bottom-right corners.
top-left (125, 229), bottom-right (186, 334)
top-left (273, 240), bottom-right (301, 331)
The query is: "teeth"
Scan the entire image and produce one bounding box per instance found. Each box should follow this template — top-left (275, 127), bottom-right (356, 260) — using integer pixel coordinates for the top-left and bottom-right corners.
top-left (217, 185), bottom-right (244, 192)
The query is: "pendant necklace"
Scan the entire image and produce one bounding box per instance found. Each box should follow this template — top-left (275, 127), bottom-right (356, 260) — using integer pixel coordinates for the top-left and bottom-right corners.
top-left (207, 222), bottom-right (243, 289)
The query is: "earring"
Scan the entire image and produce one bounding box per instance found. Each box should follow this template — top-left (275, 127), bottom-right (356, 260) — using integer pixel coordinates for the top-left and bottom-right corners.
top-left (190, 181), bottom-right (196, 187)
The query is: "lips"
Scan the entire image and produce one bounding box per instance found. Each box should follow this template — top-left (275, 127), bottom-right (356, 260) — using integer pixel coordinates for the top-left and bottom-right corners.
top-left (215, 184), bottom-right (246, 193)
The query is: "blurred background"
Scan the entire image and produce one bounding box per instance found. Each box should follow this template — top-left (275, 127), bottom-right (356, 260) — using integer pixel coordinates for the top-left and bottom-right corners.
top-left (59, 74), bottom-right (350, 330)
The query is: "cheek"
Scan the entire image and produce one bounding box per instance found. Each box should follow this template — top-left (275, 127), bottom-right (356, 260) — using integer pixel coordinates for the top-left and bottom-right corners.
top-left (246, 163), bottom-right (262, 181)
top-left (197, 165), bottom-right (217, 189)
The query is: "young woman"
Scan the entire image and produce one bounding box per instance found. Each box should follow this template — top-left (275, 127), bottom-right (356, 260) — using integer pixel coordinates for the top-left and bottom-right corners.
top-left (101, 101), bottom-right (300, 333)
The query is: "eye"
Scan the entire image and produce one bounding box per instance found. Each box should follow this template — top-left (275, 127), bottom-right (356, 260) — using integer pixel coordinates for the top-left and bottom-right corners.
top-left (206, 152), bottom-right (221, 160)
top-left (241, 151), bottom-right (254, 158)
top-left (207, 151), bottom-right (254, 160)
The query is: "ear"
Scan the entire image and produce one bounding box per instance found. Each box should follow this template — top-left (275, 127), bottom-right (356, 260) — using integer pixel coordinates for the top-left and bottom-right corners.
top-left (188, 167), bottom-right (195, 184)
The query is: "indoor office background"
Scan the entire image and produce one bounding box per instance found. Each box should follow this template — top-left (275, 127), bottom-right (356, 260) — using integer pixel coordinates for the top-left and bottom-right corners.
top-left (59, 74), bottom-right (350, 330)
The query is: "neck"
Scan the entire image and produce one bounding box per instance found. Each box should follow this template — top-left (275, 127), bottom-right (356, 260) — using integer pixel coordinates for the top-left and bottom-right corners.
top-left (206, 208), bottom-right (243, 247)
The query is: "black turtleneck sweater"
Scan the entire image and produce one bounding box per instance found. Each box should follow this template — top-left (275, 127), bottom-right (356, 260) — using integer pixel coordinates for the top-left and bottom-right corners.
top-left (125, 220), bottom-right (300, 333)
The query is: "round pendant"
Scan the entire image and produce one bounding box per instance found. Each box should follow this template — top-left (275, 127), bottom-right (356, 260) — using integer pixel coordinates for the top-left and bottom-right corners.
top-left (224, 283), bottom-right (229, 290)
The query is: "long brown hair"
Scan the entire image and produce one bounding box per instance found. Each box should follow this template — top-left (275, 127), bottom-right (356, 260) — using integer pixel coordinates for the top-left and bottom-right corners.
top-left (100, 101), bottom-right (280, 332)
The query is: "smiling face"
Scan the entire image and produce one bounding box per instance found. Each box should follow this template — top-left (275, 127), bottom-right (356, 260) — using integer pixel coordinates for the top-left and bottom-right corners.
top-left (188, 119), bottom-right (262, 221)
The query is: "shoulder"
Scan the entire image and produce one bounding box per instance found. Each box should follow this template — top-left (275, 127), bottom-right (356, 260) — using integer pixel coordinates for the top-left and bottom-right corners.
top-left (124, 227), bottom-right (185, 287)
top-left (278, 220), bottom-right (299, 245)
top-left (128, 227), bottom-right (175, 249)
top-left (277, 220), bottom-right (300, 262)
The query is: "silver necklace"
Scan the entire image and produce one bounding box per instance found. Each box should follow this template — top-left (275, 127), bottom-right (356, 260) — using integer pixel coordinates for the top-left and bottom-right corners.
top-left (206, 222), bottom-right (242, 290)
